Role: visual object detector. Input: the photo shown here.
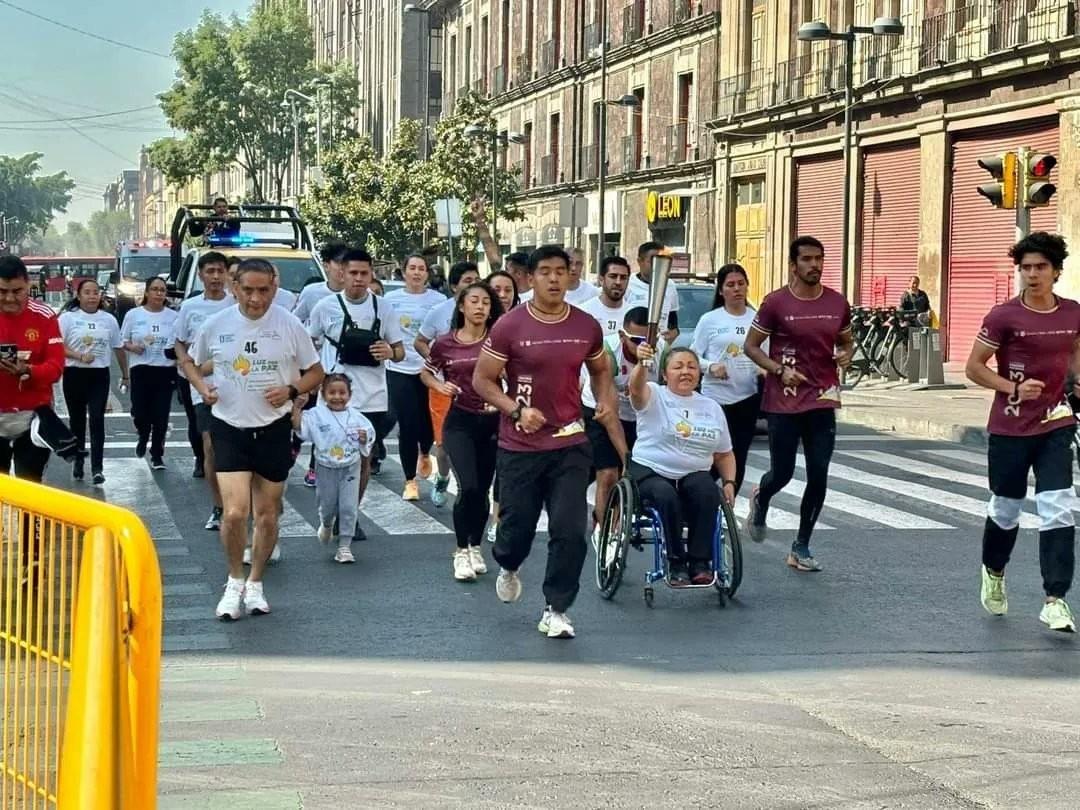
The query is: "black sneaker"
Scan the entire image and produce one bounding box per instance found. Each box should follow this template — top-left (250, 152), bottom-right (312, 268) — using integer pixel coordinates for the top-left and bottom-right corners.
top-left (352, 524), bottom-right (368, 543)
top-left (745, 487), bottom-right (767, 543)
top-left (72, 458), bottom-right (84, 481)
top-left (370, 458), bottom-right (382, 476)
top-left (150, 456), bottom-right (166, 471)
top-left (135, 435), bottom-right (148, 458)
top-left (668, 561), bottom-right (691, 587)
top-left (92, 471), bottom-right (106, 486)
top-left (192, 459), bottom-right (205, 479)
top-left (204, 507), bottom-right (223, 531)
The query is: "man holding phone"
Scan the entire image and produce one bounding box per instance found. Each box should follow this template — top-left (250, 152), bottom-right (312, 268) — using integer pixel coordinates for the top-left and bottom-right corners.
top-left (0, 255), bottom-right (65, 481)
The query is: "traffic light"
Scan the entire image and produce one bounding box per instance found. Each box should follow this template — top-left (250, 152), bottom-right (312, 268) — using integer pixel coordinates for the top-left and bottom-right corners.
top-left (1022, 152), bottom-right (1057, 208)
top-left (977, 152), bottom-right (1017, 209)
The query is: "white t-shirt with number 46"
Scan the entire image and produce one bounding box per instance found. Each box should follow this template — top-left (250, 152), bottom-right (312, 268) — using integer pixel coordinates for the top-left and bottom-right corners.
top-left (192, 305), bottom-right (320, 429)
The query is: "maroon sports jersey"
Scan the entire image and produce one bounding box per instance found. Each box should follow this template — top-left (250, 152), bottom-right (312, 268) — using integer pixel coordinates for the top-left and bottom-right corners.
top-left (482, 303), bottom-right (604, 452)
top-left (977, 296), bottom-right (1080, 437)
top-left (425, 331), bottom-right (490, 414)
top-left (752, 286), bottom-right (852, 414)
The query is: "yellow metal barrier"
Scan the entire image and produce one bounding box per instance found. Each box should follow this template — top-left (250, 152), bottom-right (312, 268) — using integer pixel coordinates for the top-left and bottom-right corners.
top-left (1, 475), bottom-right (162, 809)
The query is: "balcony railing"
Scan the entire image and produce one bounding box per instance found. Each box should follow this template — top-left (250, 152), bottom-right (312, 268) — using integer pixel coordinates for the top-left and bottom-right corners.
top-left (621, 134), bottom-right (641, 174)
top-left (669, 122), bottom-right (690, 164)
top-left (540, 154), bottom-right (558, 186)
top-left (622, 4), bottom-right (643, 45)
top-left (580, 144), bottom-right (599, 180)
top-left (713, 1), bottom-right (1078, 121)
top-left (493, 63), bottom-right (507, 95)
top-left (513, 52), bottom-right (532, 86)
top-left (474, 76), bottom-right (488, 96)
top-left (540, 39), bottom-right (557, 75)
top-left (674, 0), bottom-right (692, 24)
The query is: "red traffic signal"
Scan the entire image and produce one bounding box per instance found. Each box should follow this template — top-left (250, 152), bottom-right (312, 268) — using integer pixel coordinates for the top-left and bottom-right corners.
top-left (1023, 153), bottom-right (1057, 208)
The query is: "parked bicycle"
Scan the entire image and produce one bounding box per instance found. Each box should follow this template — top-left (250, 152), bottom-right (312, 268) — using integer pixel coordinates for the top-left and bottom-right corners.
top-left (845, 306), bottom-right (919, 387)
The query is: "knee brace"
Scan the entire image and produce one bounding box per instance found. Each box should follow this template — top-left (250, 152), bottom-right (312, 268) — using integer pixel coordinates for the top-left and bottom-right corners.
top-left (1035, 489), bottom-right (1077, 532)
top-left (987, 495), bottom-right (1023, 531)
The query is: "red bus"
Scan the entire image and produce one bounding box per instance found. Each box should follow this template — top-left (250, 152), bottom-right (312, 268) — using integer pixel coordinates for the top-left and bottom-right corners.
top-left (20, 256), bottom-right (113, 308)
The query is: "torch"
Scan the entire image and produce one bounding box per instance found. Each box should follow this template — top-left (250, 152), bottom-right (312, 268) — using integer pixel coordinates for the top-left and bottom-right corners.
top-left (643, 250), bottom-right (673, 369)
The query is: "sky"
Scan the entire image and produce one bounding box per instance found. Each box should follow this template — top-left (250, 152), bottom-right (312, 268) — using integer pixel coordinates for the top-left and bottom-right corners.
top-left (0, 0), bottom-right (250, 227)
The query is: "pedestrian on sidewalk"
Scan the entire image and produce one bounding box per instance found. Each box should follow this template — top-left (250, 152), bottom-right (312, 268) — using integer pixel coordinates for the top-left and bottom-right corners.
top-left (291, 374), bottom-right (374, 564)
top-left (414, 261), bottom-right (482, 508)
top-left (174, 252), bottom-right (235, 529)
top-left (308, 248), bottom-right (405, 542)
top-left (59, 278), bottom-right (127, 486)
top-left (0, 255), bottom-right (65, 482)
top-left (421, 281), bottom-right (504, 582)
top-left (965, 231), bottom-right (1079, 633)
top-left (120, 277), bottom-right (177, 470)
top-left (691, 263), bottom-right (763, 495)
top-left (742, 236), bottom-right (854, 572)
top-left (385, 255), bottom-right (446, 502)
top-left (473, 245), bottom-right (620, 640)
top-left (187, 258), bottom-right (323, 620)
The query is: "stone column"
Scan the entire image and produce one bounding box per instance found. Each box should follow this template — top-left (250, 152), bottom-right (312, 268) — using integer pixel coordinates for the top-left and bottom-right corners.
top-left (1055, 96), bottom-right (1080, 300)
top-left (917, 120), bottom-right (948, 317)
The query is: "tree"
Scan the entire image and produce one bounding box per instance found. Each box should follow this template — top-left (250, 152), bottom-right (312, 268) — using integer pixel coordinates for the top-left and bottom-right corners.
top-left (153, 0), bottom-right (358, 201)
top-left (87, 211), bottom-right (133, 252)
top-left (0, 153), bottom-right (74, 246)
top-left (303, 120), bottom-right (430, 259)
top-left (302, 92), bottom-right (522, 261)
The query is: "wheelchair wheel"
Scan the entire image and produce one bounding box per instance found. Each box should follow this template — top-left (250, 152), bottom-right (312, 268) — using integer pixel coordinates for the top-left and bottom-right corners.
top-left (596, 477), bottom-right (635, 599)
top-left (719, 500), bottom-right (743, 599)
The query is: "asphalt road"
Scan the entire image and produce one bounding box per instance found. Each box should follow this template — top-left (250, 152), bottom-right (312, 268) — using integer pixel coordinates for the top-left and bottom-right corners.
top-left (43, 382), bottom-right (1080, 809)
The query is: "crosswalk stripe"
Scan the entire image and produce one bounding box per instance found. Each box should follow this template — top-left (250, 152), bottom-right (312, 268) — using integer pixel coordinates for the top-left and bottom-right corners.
top-left (732, 471), bottom-right (826, 530)
top-left (440, 461), bottom-right (549, 533)
top-left (749, 449), bottom-right (1040, 529)
top-left (743, 464), bottom-right (951, 530)
top-left (102, 459), bottom-right (183, 539)
top-left (854, 450), bottom-right (991, 492)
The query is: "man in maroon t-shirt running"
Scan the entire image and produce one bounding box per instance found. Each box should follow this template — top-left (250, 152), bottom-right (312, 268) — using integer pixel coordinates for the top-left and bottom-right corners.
top-left (742, 236), bottom-right (853, 572)
top-left (474, 245), bottom-right (621, 640)
top-left (966, 232), bottom-right (1080, 633)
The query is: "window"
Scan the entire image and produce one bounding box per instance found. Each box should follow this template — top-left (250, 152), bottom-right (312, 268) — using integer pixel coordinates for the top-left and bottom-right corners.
top-left (630, 87), bottom-right (644, 171)
top-left (480, 16), bottom-right (489, 90)
top-left (551, 0), bottom-right (562, 65)
top-left (676, 72), bottom-right (693, 161)
top-left (501, 0), bottom-right (510, 71)
top-left (449, 34), bottom-right (458, 98)
top-left (549, 112), bottom-right (561, 181)
top-left (525, 0), bottom-right (535, 73)
top-left (465, 26), bottom-right (473, 88)
top-left (751, 9), bottom-right (764, 71)
top-left (523, 121), bottom-right (533, 189)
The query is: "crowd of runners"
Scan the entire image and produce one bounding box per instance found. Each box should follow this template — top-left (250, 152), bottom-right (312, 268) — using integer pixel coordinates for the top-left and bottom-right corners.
top-left (0, 220), bottom-right (1076, 638)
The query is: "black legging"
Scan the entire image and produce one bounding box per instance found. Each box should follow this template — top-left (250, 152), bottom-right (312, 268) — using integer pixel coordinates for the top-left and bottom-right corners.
top-left (175, 377), bottom-right (204, 463)
top-left (720, 393), bottom-right (760, 495)
top-left (756, 409), bottom-right (837, 545)
top-left (630, 460), bottom-right (719, 563)
top-left (63, 366), bottom-right (110, 473)
top-left (130, 365), bottom-right (175, 457)
top-left (387, 370), bottom-right (434, 479)
top-left (442, 408), bottom-right (498, 548)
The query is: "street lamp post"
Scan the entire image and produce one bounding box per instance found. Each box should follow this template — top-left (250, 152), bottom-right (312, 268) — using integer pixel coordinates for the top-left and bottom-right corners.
top-left (464, 125), bottom-right (526, 245)
top-left (285, 89), bottom-right (322, 167)
top-left (596, 92), bottom-right (641, 273)
top-left (797, 16), bottom-right (903, 291)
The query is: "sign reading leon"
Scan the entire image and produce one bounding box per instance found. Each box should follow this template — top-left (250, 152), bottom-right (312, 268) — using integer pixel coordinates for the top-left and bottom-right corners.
top-left (646, 191), bottom-right (685, 223)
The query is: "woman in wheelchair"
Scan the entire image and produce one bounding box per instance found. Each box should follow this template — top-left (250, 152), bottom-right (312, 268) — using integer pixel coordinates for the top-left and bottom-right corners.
top-left (628, 344), bottom-right (737, 586)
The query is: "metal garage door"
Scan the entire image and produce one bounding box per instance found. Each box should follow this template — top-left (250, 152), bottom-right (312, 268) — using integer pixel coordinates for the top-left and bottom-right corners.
top-left (946, 118), bottom-right (1059, 360)
top-left (795, 154), bottom-right (845, 292)
top-left (858, 142), bottom-right (920, 308)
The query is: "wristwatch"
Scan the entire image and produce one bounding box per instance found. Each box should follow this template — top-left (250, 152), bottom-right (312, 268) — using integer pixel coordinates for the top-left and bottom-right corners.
top-left (509, 406), bottom-right (523, 423)
top-left (287, 385), bottom-right (300, 401)
top-left (723, 479), bottom-right (737, 489)
top-left (773, 365), bottom-right (785, 377)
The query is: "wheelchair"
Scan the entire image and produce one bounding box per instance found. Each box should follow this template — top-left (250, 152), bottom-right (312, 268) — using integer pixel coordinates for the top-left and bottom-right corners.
top-left (594, 475), bottom-right (743, 607)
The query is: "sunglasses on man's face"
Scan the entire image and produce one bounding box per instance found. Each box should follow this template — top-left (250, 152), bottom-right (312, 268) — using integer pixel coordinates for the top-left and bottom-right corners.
top-left (621, 331), bottom-right (647, 345)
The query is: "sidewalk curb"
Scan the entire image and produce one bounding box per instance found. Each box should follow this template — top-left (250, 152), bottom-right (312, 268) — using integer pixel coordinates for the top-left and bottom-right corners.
top-left (837, 406), bottom-right (988, 448)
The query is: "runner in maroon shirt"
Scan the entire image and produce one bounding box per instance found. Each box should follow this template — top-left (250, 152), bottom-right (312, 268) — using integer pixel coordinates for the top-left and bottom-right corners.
top-left (966, 232), bottom-right (1080, 633)
top-left (742, 236), bottom-right (853, 573)
top-left (422, 282), bottom-right (505, 583)
top-left (473, 245), bottom-right (620, 640)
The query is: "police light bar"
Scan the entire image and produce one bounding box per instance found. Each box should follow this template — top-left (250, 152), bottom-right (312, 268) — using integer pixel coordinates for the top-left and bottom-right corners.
top-left (207, 233), bottom-right (257, 247)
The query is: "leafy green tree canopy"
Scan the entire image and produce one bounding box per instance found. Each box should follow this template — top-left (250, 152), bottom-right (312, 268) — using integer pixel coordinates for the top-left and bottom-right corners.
top-left (0, 153), bottom-right (74, 246)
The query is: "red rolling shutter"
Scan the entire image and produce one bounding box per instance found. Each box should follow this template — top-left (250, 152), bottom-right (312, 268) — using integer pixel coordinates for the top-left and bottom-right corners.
top-left (795, 154), bottom-right (845, 292)
top-left (858, 142), bottom-right (920, 308)
top-left (946, 119), bottom-right (1059, 360)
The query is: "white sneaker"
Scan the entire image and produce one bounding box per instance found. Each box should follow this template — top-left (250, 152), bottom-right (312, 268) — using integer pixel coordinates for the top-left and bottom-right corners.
top-left (334, 546), bottom-right (355, 564)
top-left (538, 606), bottom-right (575, 639)
top-left (318, 524), bottom-right (333, 544)
top-left (242, 546), bottom-right (252, 566)
top-left (453, 549), bottom-right (476, 581)
top-left (1040, 598), bottom-right (1076, 632)
top-left (215, 577), bottom-right (245, 621)
top-left (495, 567), bottom-right (522, 602)
top-left (243, 544), bottom-right (281, 566)
top-left (243, 580), bottom-right (270, 615)
top-left (468, 546), bottom-right (488, 575)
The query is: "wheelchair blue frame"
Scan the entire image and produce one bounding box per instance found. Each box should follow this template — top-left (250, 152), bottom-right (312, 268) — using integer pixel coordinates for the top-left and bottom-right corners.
top-left (640, 505), bottom-right (730, 591)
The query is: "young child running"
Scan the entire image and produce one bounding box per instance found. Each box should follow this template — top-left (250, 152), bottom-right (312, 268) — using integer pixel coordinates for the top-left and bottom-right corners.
top-left (291, 373), bottom-right (375, 563)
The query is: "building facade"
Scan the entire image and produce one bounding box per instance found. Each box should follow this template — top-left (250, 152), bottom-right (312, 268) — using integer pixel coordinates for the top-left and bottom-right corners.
top-left (426, 0), bottom-right (720, 273)
top-left (711, 0), bottom-right (1080, 360)
top-left (307, 0), bottom-right (430, 156)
